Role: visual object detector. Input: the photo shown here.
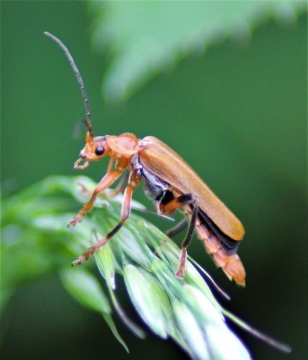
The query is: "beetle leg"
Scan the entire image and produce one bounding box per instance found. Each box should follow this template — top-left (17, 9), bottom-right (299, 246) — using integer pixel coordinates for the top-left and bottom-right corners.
top-left (105, 171), bottom-right (129, 198)
top-left (166, 218), bottom-right (188, 238)
top-left (71, 171), bottom-right (141, 265)
top-left (177, 198), bottom-right (198, 278)
top-left (159, 193), bottom-right (198, 278)
top-left (68, 169), bottom-right (122, 227)
top-left (106, 157), bottom-right (115, 173)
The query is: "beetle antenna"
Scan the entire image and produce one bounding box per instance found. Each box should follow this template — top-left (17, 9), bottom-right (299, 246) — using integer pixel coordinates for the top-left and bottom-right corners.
top-left (44, 32), bottom-right (93, 137)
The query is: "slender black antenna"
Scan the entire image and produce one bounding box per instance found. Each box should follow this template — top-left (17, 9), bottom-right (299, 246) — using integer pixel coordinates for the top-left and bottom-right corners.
top-left (44, 32), bottom-right (93, 136)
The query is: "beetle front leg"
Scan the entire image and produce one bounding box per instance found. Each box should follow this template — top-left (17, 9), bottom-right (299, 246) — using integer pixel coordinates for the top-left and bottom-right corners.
top-left (72, 171), bottom-right (141, 265)
top-left (159, 193), bottom-right (198, 278)
top-left (68, 169), bottom-right (122, 227)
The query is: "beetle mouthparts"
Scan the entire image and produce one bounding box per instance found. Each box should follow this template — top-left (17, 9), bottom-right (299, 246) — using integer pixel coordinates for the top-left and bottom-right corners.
top-left (74, 157), bottom-right (89, 169)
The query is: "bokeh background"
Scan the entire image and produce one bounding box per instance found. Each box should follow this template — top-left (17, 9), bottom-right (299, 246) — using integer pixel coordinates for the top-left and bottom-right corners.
top-left (1, 2), bottom-right (307, 360)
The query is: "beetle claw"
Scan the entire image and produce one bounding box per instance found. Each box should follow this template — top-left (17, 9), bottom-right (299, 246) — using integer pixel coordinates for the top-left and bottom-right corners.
top-left (72, 247), bottom-right (96, 266)
top-left (71, 256), bottom-right (85, 266)
top-left (68, 214), bottom-right (83, 227)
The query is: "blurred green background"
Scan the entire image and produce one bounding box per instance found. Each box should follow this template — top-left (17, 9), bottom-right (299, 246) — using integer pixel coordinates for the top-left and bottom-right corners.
top-left (1, 2), bottom-right (307, 360)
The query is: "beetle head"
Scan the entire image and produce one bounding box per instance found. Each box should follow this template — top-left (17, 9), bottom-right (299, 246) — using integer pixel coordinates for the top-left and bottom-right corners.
top-left (74, 127), bottom-right (110, 169)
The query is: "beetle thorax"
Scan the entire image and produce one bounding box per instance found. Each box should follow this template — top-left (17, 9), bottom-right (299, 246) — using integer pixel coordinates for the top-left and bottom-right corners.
top-left (106, 133), bottom-right (140, 157)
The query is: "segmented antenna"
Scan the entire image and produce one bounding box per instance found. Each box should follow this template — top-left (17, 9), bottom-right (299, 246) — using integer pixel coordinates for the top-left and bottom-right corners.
top-left (44, 32), bottom-right (93, 136)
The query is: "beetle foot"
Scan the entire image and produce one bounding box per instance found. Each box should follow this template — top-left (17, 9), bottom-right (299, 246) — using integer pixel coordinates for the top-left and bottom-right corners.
top-left (71, 247), bottom-right (95, 266)
top-left (175, 248), bottom-right (187, 279)
top-left (175, 267), bottom-right (185, 279)
top-left (68, 214), bottom-right (83, 227)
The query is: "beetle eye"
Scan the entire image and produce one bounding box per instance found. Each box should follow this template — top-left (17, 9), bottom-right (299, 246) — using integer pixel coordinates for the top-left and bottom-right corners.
top-left (95, 146), bottom-right (104, 156)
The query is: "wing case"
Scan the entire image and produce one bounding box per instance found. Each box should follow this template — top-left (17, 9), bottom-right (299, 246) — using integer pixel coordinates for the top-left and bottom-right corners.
top-left (139, 136), bottom-right (244, 241)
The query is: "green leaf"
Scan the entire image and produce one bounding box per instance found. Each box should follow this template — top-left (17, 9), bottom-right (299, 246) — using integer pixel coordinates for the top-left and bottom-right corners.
top-left (95, 241), bottom-right (116, 290)
top-left (222, 309), bottom-right (292, 354)
top-left (172, 299), bottom-right (210, 360)
top-left (89, 0), bottom-right (306, 101)
top-left (2, 175), bottom-right (291, 355)
top-left (60, 267), bottom-right (111, 314)
top-left (182, 284), bottom-right (224, 327)
top-left (60, 267), bottom-right (130, 353)
top-left (107, 286), bottom-right (146, 340)
top-left (102, 313), bottom-right (130, 354)
top-left (205, 322), bottom-right (250, 360)
top-left (123, 264), bottom-right (168, 338)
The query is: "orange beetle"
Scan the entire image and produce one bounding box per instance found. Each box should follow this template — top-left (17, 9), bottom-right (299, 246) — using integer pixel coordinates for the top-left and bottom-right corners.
top-left (45, 32), bottom-right (246, 286)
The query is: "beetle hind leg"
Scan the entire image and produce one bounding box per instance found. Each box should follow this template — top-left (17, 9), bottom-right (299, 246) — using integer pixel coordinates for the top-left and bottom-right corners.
top-left (158, 193), bottom-right (198, 279)
top-left (165, 218), bottom-right (188, 238)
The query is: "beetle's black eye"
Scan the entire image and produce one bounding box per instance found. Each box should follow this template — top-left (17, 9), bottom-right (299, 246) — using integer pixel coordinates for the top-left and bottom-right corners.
top-left (95, 146), bottom-right (104, 156)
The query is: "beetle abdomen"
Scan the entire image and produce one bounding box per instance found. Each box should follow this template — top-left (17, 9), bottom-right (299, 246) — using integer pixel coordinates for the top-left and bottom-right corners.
top-left (196, 215), bottom-right (246, 286)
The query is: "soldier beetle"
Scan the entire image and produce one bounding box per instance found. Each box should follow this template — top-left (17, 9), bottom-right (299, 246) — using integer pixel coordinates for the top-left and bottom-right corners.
top-left (45, 32), bottom-right (246, 286)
